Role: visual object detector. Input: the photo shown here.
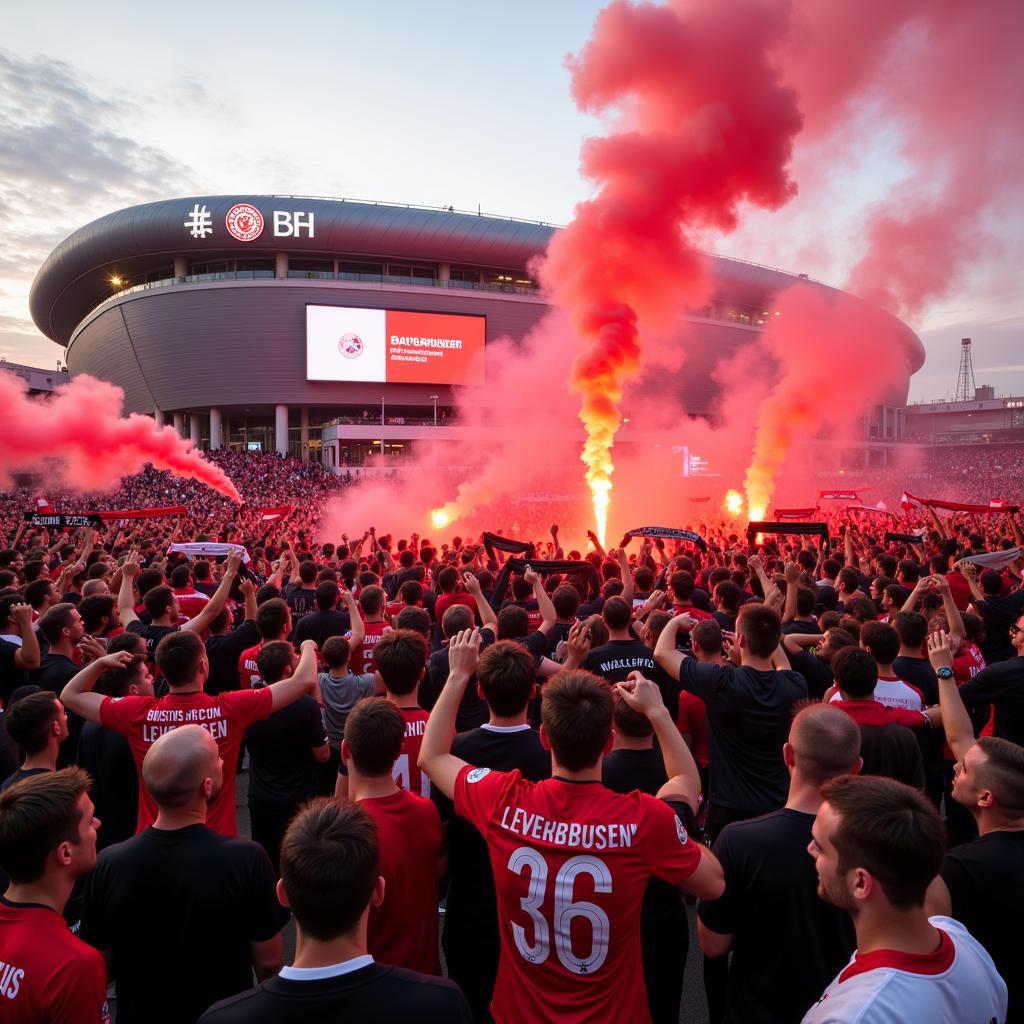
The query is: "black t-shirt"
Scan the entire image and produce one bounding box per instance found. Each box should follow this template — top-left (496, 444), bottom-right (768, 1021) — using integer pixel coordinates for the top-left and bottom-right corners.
top-left (0, 710), bottom-right (18, 780)
top-left (959, 656), bottom-right (1024, 746)
top-left (893, 655), bottom-right (938, 705)
top-left (787, 649), bottom-right (834, 701)
top-left (438, 725), bottom-right (550, 922)
top-left (75, 721), bottom-right (138, 849)
top-left (679, 659), bottom-right (808, 814)
top-left (292, 609), bottom-right (350, 649)
top-left (602, 746), bottom-right (668, 797)
top-left (601, 746), bottom-right (692, 958)
top-left (199, 961), bottom-right (473, 1024)
top-left (34, 652), bottom-right (82, 767)
top-left (205, 620), bottom-right (261, 695)
top-left (80, 823), bottom-right (290, 1024)
top-left (975, 590), bottom-right (1024, 664)
top-left (857, 723), bottom-right (926, 788)
top-left (0, 639), bottom-right (27, 706)
top-left (940, 830), bottom-right (1023, 1024)
top-left (546, 620), bottom-right (573, 659)
top-left (583, 638), bottom-right (656, 684)
top-left (245, 696), bottom-right (327, 814)
top-left (126, 619), bottom-right (178, 661)
top-left (284, 585), bottom-right (317, 622)
top-left (422, 627), bottom-right (507, 731)
top-left (782, 618), bottom-right (820, 636)
top-left (698, 808), bottom-right (856, 1024)
top-left (0, 765), bottom-right (50, 792)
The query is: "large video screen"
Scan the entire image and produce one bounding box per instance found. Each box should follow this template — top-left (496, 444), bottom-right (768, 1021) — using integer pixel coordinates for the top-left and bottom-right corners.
top-left (306, 305), bottom-right (485, 385)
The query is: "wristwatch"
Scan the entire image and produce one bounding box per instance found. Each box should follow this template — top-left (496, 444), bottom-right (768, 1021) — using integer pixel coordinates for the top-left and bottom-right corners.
top-left (936, 666), bottom-right (954, 680)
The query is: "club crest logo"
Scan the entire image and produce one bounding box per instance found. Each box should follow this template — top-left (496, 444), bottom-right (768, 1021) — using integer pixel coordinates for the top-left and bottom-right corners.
top-left (338, 333), bottom-right (364, 359)
top-left (676, 817), bottom-right (689, 845)
top-left (466, 768), bottom-right (491, 784)
top-left (225, 204), bottom-right (264, 242)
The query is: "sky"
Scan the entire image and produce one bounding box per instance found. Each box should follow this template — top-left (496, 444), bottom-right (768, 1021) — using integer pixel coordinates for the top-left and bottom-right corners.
top-left (1, 0), bottom-right (1020, 402)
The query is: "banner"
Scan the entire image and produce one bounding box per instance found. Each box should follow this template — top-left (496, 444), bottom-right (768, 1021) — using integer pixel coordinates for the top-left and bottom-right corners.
top-left (167, 542), bottom-right (251, 564)
top-left (482, 531), bottom-right (535, 563)
top-left (774, 507), bottom-right (818, 520)
top-left (884, 531), bottom-right (927, 544)
top-left (747, 521), bottom-right (830, 546)
top-left (25, 505), bottom-right (186, 528)
top-left (819, 490), bottom-right (861, 502)
top-left (958, 547), bottom-right (1022, 571)
top-left (24, 512), bottom-right (102, 528)
top-left (619, 526), bottom-right (708, 553)
top-left (97, 506), bottom-right (186, 521)
top-left (902, 492), bottom-right (1019, 515)
top-left (257, 505), bottom-right (294, 522)
top-left (847, 505), bottom-right (895, 516)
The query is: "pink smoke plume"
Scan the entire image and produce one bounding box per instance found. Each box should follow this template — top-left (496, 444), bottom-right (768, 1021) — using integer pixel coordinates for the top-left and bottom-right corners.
top-left (779, 0), bottom-right (1023, 319)
top-left (539, 0), bottom-right (803, 541)
top-left (0, 372), bottom-right (241, 501)
top-left (326, 1), bottom-right (1018, 544)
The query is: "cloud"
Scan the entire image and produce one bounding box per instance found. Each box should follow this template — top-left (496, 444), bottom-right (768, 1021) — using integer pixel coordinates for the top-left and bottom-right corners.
top-left (0, 49), bottom-right (196, 364)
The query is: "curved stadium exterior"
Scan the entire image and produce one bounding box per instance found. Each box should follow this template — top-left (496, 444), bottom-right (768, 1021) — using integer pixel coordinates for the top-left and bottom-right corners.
top-left (30, 195), bottom-right (925, 463)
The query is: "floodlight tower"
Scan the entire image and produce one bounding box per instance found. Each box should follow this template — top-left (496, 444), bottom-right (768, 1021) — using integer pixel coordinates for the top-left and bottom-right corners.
top-left (955, 337), bottom-right (976, 402)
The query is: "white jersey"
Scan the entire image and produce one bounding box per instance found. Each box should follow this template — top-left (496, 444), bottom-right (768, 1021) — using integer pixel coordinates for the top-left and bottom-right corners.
top-left (802, 917), bottom-right (1007, 1024)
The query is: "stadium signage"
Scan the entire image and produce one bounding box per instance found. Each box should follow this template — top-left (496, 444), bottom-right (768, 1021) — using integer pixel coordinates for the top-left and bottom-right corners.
top-left (183, 203), bottom-right (315, 240)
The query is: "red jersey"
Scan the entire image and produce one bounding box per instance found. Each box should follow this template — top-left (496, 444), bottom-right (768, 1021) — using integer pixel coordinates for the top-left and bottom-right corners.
top-left (671, 604), bottom-right (712, 622)
top-left (953, 641), bottom-right (985, 685)
top-left (434, 592), bottom-right (478, 623)
top-left (676, 691), bottom-right (708, 768)
top-left (831, 698), bottom-right (929, 730)
top-left (172, 586), bottom-right (209, 622)
top-left (360, 789), bottom-right (443, 975)
top-left (0, 898), bottom-right (109, 1023)
top-left (238, 642), bottom-right (264, 689)
top-left (348, 620), bottom-right (390, 674)
top-left (393, 707), bottom-right (431, 798)
top-left (99, 687), bottom-right (272, 835)
top-left (454, 767), bottom-right (701, 1024)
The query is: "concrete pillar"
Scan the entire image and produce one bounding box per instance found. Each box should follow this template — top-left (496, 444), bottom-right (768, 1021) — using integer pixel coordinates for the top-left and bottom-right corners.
top-left (173, 412), bottom-right (185, 436)
top-left (300, 407), bottom-right (309, 461)
top-left (174, 256), bottom-right (188, 281)
top-left (189, 414), bottom-right (202, 446)
top-left (437, 261), bottom-right (450, 285)
top-left (209, 408), bottom-right (222, 449)
top-left (153, 409), bottom-right (165, 427)
top-left (275, 404), bottom-right (289, 455)
top-left (275, 253), bottom-right (288, 279)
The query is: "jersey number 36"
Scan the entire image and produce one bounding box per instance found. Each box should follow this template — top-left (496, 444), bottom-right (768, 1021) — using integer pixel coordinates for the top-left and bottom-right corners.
top-left (507, 846), bottom-right (611, 974)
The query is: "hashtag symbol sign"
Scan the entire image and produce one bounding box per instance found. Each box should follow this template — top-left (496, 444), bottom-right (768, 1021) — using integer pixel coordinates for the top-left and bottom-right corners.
top-left (184, 203), bottom-right (213, 239)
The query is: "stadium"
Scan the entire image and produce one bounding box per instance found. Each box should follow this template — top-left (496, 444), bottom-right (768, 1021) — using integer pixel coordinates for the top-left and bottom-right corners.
top-left (29, 195), bottom-right (925, 465)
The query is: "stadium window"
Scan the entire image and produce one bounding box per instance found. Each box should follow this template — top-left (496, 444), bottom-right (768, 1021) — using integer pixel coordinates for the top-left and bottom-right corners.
top-left (236, 258), bottom-right (275, 273)
top-left (450, 267), bottom-right (481, 283)
top-left (339, 261), bottom-right (383, 277)
top-left (290, 258), bottom-right (333, 274)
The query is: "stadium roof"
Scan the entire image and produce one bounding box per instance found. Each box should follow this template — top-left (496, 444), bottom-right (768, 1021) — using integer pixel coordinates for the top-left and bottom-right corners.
top-left (29, 195), bottom-right (925, 374)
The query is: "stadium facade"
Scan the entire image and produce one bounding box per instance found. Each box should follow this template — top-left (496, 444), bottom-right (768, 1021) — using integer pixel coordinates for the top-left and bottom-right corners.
top-left (30, 195), bottom-right (925, 463)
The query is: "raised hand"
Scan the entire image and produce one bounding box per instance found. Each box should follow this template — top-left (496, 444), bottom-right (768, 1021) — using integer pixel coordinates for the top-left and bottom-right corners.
top-left (448, 627), bottom-right (482, 680)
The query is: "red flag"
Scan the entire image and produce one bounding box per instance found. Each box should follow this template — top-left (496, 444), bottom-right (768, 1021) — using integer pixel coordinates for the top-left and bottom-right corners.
top-left (35, 497), bottom-right (55, 514)
top-left (258, 505), bottom-right (295, 522)
top-left (96, 505), bottom-right (186, 521)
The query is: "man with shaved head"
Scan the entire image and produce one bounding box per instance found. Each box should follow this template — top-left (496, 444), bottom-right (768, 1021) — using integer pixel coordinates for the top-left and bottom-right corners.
top-left (79, 725), bottom-right (290, 1024)
top-left (697, 704), bottom-right (863, 1023)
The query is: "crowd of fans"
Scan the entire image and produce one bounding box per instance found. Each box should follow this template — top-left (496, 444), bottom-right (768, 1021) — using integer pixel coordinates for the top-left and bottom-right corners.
top-left (0, 446), bottom-right (1021, 1024)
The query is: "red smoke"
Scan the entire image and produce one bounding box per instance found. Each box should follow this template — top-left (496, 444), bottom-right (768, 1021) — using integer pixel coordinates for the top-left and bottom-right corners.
top-left (779, 0), bottom-right (1023, 318)
top-left (330, 1), bottom-right (1019, 543)
top-left (540, 0), bottom-right (804, 539)
top-left (0, 372), bottom-right (241, 501)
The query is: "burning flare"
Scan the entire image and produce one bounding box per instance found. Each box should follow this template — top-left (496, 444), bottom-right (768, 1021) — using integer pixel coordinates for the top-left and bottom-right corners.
top-left (724, 490), bottom-right (744, 517)
top-left (430, 507), bottom-right (453, 531)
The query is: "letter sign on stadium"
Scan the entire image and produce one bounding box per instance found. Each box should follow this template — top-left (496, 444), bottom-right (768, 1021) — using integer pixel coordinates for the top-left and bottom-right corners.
top-left (306, 305), bottom-right (485, 385)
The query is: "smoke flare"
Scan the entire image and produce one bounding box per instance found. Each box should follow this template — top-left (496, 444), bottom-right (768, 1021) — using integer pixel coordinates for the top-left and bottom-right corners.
top-left (0, 372), bottom-right (241, 501)
top-left (541, 0), bottom-right (803, 542)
